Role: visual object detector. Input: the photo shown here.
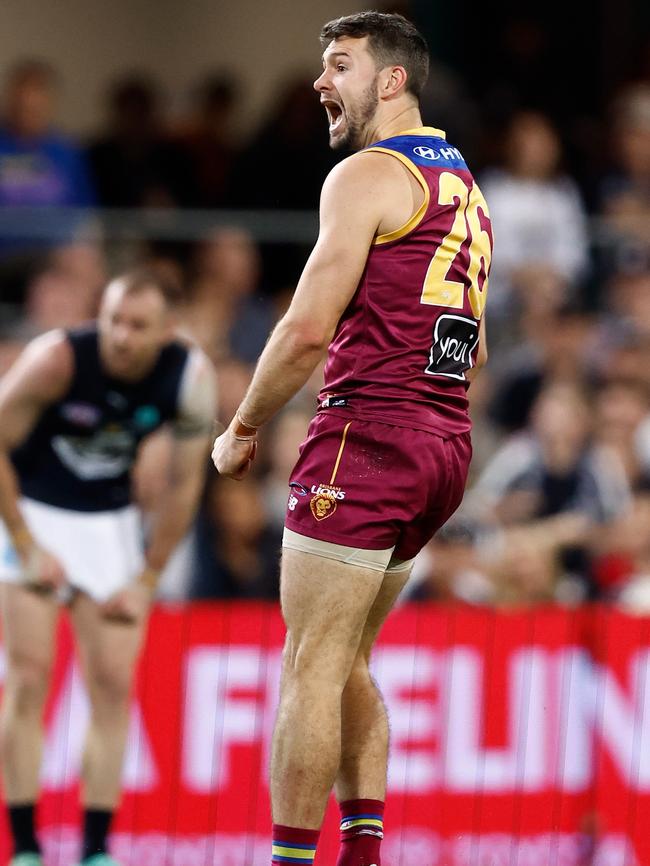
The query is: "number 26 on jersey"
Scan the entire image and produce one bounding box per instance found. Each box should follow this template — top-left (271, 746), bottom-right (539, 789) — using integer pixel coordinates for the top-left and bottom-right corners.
top-left (421, 171), bottom-right (491, 319)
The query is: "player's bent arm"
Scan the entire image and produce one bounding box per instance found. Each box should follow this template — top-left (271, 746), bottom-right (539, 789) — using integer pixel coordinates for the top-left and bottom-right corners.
top-left (235, 153), bottom-right (393, 429)
top-left (139, 433), bottom-right (212, 587)
top-left (0, 332), bottom-right (73, 551)
top-left (137, 349), bottom-right (217, 587)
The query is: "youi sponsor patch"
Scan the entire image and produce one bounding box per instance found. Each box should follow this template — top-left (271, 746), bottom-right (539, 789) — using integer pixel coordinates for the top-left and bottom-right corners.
top-left (425, 314), bottom-right (479, 379)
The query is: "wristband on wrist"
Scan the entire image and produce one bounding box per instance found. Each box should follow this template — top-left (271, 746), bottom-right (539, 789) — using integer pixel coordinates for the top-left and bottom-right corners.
top-left (231, 411), bottom-right (258, 441)
top-left (10, 525), bottom-right (33, 551)
top-left (139, 566), bottom-right (160, 592)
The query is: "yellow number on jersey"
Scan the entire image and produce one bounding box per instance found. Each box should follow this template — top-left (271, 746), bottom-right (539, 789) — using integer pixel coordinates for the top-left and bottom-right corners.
top-left (420, 171), bottom-right (491, 319)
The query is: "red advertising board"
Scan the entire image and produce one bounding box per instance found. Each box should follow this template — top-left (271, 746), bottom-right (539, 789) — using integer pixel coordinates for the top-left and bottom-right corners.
top-left (0, 603), bottom-right (648, 866)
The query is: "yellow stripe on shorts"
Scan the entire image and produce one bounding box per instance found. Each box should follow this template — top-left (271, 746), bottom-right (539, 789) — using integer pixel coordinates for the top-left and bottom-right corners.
top-left (329, 421), bottom-right (352, 485)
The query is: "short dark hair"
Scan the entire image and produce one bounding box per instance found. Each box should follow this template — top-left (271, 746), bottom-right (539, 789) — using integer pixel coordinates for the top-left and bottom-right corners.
top-left (118, 268), bottom-right (183, 308)
top-left (7, 59), bottom-right (58, 90)
top-left (320, 12), bottom-right (429, 98)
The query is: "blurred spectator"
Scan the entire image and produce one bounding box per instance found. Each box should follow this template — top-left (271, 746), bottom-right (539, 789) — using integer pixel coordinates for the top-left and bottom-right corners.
top-left (487, 527), bottom-right (563, 606)
top-left (606, 269), bottom-right (650, 335)
top-left (488, 300), bottom-right (596, 433)
top-left (407, 518), bottom-right (493, 603)
top-left (600, 83), bottom-right (650, 251)
top-left (263, 407), bottom-right (313, 530)
top-left (23, 241), bottom-right (105, 331)
top-left (480, 111), bottom-right (589, 330)
top-left (418, 60), bottom-right (480, 165)
top-left (0, 60), bottom-right (96, 304)
top-left (476, 382), bottom-right (630, 527)
top-left (228, 76), bottom-right (336, 209)
top-left (227, 75), bottom-right (338, 290)
top-left (183, 226), bottom-right (274, 364)
top-left (593, 271), bottom-right (650, 389)
top-left (592, 495), bottom-right (650, 609)
top-left (472, 382), bottom-right (631, 598)
top-left (190, 476), bottom-right (281, 599)
top-left (594, 336), bottom-right (650, 399)
top-left (212, 356), bottom-right (254, 428)
top-left (177, 73), bottom-right (240, 207)
top-left (0, 60), bottom-right (95, 209)
top-left (87, 73), bottom-right (196, 207)
top-left (592, 378), bottom-right (650, 491)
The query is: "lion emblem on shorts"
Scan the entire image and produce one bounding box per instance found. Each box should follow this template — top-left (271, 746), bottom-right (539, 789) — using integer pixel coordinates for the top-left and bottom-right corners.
top-left (310, 493), bottom-right (337, 521)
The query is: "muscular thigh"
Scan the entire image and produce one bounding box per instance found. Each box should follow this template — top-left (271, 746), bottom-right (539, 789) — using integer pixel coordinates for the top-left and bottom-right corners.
top-left (357, 567), bottom-right (412, 662)
top-left (280, 548), bottom-right (384, 680)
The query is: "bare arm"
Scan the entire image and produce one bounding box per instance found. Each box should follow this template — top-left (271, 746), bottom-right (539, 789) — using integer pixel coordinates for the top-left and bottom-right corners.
top-left (213, 152), bottom-right (398, 478)
top-left (104, 348), bottom-right (217, 619)
top-left (142, 349), bottom-right (217, 577)
top-left (0, 332), bottom-right (72, 548)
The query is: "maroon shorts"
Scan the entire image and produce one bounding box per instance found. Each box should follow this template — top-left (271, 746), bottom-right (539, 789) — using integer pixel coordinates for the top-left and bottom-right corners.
top-left (284, 411), bottom-right (472, 561)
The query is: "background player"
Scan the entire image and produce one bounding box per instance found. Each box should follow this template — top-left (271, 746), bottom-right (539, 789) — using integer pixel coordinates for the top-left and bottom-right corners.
top-left (213, 11), bottom-right (491, 866)
top-left (0, 271), bottom-right (216, 866)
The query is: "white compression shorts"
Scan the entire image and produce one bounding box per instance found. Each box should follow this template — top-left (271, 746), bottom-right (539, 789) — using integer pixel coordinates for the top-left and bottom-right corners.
top-left (0, 497), bottom-right (144, 603)
top-left (282, 527), bottom-right (415, 574)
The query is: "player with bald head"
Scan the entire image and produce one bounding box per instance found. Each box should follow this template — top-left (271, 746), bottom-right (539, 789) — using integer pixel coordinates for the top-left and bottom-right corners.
top-left (0, 271), bottom-right (217, 866)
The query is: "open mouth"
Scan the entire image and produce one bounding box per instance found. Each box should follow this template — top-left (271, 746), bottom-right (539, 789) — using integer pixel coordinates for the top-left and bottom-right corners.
top-left (322, 99), bottom-right (344, 133)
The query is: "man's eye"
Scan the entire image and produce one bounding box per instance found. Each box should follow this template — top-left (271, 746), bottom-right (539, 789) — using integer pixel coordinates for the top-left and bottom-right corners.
top-left (337, 65), bottom-right (347, 72)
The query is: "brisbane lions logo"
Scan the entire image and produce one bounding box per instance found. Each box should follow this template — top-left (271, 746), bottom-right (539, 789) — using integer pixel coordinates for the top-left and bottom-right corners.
top-left (310, 494), bottom-right (336, 521)
top-left (309, 483), bottom-right (346, 521)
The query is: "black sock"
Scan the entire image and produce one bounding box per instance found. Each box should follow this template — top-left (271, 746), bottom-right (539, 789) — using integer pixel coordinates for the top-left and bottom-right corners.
top-left (8, 803), bottom-right (40, 854)
top-left (82, 808), bottom-right (113, 860)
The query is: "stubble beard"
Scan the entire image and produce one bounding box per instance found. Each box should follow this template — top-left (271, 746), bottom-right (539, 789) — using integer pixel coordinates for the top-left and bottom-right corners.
top-left (330, 77), bottom-right (379, 152)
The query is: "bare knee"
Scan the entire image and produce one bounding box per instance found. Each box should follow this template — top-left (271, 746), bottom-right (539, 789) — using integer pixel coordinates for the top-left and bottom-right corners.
top-left (280, 631), bottom-right (350, 700)
top-left (344, 655), bottom-right (375, 692)
top-left (87, 661), bottom-right (133, 712)
top-left (4, 654), bottom-right (51, 717)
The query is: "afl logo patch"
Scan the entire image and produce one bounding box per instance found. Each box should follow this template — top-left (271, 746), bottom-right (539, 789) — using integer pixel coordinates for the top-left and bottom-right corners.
top-left (60, 401), bottom-right (102, 427)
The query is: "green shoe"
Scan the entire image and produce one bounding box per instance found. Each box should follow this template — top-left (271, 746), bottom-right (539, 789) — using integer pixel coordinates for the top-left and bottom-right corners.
top-left (8, 855), bottom-right (44, 866)
top-left (77, 856), bottom-right (121, 866)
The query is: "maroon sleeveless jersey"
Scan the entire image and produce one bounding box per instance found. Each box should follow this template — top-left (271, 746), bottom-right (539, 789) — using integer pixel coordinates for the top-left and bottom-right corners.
top-left (319, 126), bottom-right (492, 437)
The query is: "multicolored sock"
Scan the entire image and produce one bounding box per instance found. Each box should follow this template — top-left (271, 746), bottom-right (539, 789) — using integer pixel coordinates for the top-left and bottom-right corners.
top-left (272, 824), bottom-right (319, 865)
top-left (336, 799), bottom-right (384, 866)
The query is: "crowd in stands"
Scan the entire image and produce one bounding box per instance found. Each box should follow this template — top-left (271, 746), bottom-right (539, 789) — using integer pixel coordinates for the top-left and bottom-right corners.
top-left (0, 21), bottom-right (649, 610)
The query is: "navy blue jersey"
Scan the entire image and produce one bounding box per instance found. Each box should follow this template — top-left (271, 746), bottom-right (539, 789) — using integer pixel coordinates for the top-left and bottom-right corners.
top-left (12, 326), bottom-right (190, 511)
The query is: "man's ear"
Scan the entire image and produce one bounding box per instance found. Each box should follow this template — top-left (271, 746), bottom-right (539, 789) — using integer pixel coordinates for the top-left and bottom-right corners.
top-left (380, 65), bottom-right (408, 98)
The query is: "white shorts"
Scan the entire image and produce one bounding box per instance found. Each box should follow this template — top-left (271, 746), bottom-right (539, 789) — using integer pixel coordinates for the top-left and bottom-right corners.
top-left (0, 498), bottom-right (145, 603)
top-left (282, 527), bottom-right (415, 574)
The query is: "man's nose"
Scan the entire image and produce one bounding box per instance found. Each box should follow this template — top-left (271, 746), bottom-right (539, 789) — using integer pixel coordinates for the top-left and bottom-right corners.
top-left (313, 70), bottom-right (329, 92)
top-left (114, 325), bottom-right (131, 346)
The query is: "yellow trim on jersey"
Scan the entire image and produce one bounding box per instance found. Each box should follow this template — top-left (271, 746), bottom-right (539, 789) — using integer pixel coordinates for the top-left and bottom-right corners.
top-left (366, 148), bottom-right (430, 245)
top-left (329, 421), bottom-right (352, 485)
